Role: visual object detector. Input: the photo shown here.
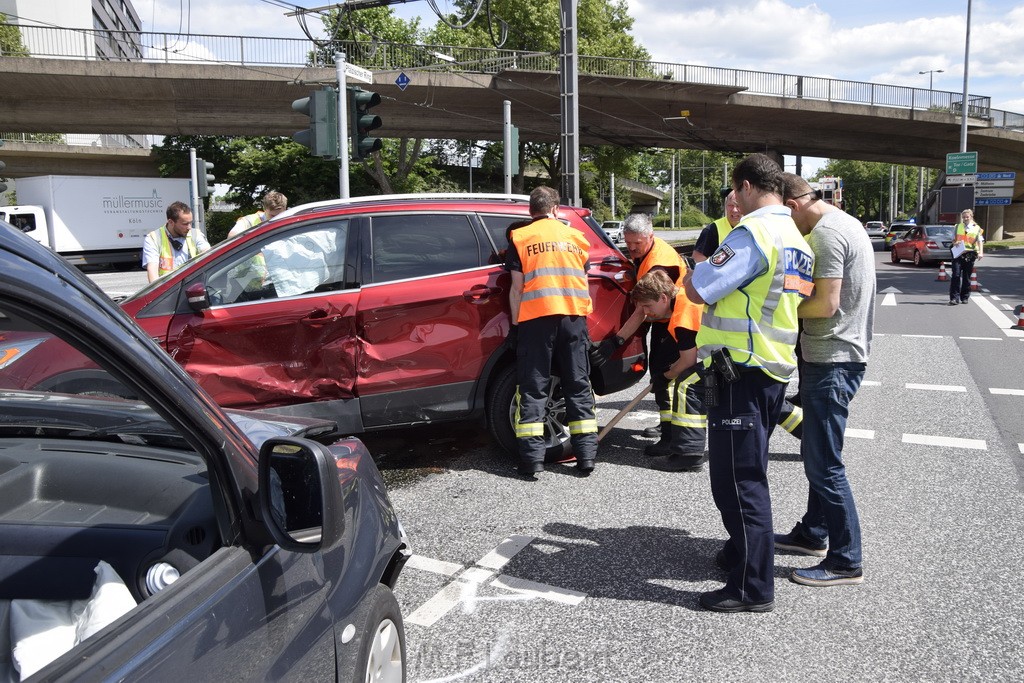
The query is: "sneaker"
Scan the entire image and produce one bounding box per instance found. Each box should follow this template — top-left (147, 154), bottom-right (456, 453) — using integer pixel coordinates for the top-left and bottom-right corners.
top-left (774, 526), bottom-right (826, 557)
top-left (790, 562), bottom-right (864, 587)
top-left (948, 299), bottom-right (959, 306)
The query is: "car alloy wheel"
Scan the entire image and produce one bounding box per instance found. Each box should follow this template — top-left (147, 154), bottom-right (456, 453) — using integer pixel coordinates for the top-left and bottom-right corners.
top-left (487, 364), bottom-right (571, 461)
top-left (914, 250), bottom-right (923, 267)
top-left (890, 248), bottom-right (899, 264)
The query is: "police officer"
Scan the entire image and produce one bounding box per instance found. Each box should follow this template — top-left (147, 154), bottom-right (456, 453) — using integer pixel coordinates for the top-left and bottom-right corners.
top-left (683, 154), bottom-right (814, 612)
top-left (507, 186), bottom-right (598, 477)
top-left (592, 212), bottom-right (685, 457)
top-left (694, 190), bottom-right (804, 439)
top-left (948, 208), bottom-right (984, 305)
top-left (630, 270), bottom-right (707, 472)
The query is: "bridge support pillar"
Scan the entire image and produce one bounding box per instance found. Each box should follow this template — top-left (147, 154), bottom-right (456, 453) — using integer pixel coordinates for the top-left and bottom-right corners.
top-left (978, 205), bottom-right (1005, 241)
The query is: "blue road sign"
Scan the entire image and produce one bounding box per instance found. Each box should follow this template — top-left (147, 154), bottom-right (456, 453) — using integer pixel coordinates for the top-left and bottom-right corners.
top-left (976, 198), bottom-right (1012, 206)
top-left (395, 72), bottom-right (410, 91)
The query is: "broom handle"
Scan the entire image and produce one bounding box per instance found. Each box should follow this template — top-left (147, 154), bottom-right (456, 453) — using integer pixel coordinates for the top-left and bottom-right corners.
top-left (597, 383), bottom-right (653, 442)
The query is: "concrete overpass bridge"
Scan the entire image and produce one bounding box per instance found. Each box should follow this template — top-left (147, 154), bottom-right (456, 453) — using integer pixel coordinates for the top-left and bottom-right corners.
top-left (1, 31), bottom-right (1022, 228)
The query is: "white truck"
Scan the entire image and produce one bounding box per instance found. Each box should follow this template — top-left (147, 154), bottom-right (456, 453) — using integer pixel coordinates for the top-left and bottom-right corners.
top-left (0, 175), bottom-right (191, 267)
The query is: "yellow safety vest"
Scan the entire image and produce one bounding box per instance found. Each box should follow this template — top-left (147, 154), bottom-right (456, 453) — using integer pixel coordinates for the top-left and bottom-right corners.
top-left (696, 213), bottom-right (813, 382)
top-left (512, 218), bottom-right (592, 322)
top-left (712, 216), bottom-right (732, 244)
top-left (954, 222), bottom-right (982, 251)
top-left (157, 227), bottom-right (198, 277)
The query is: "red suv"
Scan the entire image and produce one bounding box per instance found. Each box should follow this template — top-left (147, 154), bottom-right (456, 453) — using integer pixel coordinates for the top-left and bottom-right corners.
top-left (110, 194), bottom-right (645, 457)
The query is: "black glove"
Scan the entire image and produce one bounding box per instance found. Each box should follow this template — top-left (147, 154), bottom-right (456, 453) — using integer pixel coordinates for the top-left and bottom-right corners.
top-left (589, 335), bottom-right (624, 368)
top-left (505, 325), bottom-right (519, 350)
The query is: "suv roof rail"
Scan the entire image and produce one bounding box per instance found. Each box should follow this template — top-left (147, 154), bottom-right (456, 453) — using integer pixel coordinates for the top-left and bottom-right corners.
top-left (279, 192), bottom-right (532, 221)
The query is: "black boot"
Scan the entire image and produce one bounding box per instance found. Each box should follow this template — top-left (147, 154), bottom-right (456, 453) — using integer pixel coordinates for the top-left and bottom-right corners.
top-left (643, 421), bottom-right (672, 457)
top-left (650, 451), bottom-right (708, 472)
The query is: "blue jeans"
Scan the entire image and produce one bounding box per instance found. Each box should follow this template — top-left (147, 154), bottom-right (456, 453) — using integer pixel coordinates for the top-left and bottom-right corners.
top-left (798, 361), bottom-right (865, 570)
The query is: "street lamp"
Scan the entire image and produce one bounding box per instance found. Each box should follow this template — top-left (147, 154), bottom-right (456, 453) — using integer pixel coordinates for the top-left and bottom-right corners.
top-left (919, 69), bottom-right (944, 108)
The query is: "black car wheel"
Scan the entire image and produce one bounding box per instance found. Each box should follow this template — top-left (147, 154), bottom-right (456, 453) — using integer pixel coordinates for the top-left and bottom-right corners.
top-left (350, 585), bottom-right (405, 683)
top-left (890, 248), bottom-right (900, 264)
top-left (487, 365), bottom-right (571, 462)
top-left (914, 250), bottom-right (923, 267)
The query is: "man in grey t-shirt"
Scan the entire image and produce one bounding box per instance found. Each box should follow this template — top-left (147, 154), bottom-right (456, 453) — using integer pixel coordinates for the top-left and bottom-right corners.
top-left (773, 173), bottom-right (875, 588)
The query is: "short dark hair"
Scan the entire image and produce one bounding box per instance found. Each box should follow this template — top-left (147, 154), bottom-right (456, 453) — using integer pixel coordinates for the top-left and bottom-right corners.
top-left (166, 201), bottom-right (192, 221)
top-left (732, 153), bottom-right (784, 197)
top-left (529, 186), bottom-right (560, 216)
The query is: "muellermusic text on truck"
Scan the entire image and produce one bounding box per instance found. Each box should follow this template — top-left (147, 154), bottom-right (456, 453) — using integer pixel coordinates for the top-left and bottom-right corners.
top-left (0, 175), bottom-right (191, 267)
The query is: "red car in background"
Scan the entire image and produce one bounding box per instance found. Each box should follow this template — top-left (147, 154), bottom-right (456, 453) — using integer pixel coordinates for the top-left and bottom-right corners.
top-left (108, 194), bottom-right (646, 458)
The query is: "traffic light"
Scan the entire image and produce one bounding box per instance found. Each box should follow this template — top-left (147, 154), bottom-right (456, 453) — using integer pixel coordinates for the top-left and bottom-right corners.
top-left (348, 86), bottom-right (382, 161)
top-left (292, 88), bottom-right (339, 159)
top-left (194, 157), bottom-right (215, 198)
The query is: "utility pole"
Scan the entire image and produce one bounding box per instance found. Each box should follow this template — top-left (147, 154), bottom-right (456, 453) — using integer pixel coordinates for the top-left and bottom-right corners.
top-left (336, 51), bottom-right (349, 199)
top-left (558, 0), bottom-right (580, 207)
top-left (960, 0), bottom-right (972, 153)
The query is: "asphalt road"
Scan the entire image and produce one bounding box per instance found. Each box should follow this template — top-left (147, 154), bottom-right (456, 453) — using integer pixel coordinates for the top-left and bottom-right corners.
top-left (86, 248), bottom-right (1024, 682)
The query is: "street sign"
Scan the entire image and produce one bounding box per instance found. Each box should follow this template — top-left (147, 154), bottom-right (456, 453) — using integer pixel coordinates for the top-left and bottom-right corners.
top-left (343, 63), bottom-right (373, 84)
top-left (946, 151), bottom-right (978, 175)
top-left (395, 72), bottom-right (410, 92)
top-left (975, 171), bottom-right (1015, 204)
top-left (945, 174), bottom-right (977, 185)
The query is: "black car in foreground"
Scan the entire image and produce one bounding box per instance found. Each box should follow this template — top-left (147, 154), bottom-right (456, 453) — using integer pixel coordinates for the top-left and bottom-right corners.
top-left (0, 220), bottom-right (410, 682)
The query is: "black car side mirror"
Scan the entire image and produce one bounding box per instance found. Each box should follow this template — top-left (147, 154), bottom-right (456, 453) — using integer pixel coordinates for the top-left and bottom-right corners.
top-left (185, 282), bottom-right (211, 312)
top-left (258, 437), bottom-right (346, 553)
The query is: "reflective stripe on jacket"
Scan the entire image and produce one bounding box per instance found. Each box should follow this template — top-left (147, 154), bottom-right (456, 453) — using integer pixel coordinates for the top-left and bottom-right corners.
top-left (511, 218), bottom-right (592, 322)
top-left (954, 222), bottom-right (983, 251)
top-left (696, 213), bottom-right (813, 382)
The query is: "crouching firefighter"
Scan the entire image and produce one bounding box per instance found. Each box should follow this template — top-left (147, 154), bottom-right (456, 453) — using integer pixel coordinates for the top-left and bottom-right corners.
top-left (630, 270), bottom-right (709, 471)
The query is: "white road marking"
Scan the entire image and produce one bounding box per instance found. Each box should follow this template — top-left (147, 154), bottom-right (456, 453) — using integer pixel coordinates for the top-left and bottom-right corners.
top-left (902, 433), bottom-right (987, 450)
top-left (960, 336), bottom-right (1002, 341)
top-left (845, 428), bottom-right (875, 439)
top-left (477, 535), bottom-right (535, 570)
top-left (1019, 444), bottom-right (1024, 454)
top-left (1002, 304), bottom-right (1013, 311)
top-left (406, 581), bottom-right (466, 627)
top-left (491, 575), bottom-right (587, 605)
top-left (406, 554), bottom-right (464, 576)
top-left (973, 295), bottom-right (1024, 338)
top-left (906, 383), bottom-right (966, 392)
top-left (903, 334), bottom-right (943, 339)
top-left (990, 388), bottom-right (1024, 396)
top-left (991, 296), bottom-right (1002, 301)
top-left (405, 534), bottom-right (590, 627)
top-left (862, 380), bottom-right (881, 387)
top-left (881, 292), bottom-right (897, 306)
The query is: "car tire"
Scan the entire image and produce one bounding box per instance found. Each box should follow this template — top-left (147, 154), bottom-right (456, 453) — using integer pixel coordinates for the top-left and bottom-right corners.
top-left (913, 250), bottom-right (923, 267)
top-left (890, 248), bottom-right (900, 264)
top-left (349, 585), bottom-right (405, 683)
top-left (486, 364), bottom-right (571, 462)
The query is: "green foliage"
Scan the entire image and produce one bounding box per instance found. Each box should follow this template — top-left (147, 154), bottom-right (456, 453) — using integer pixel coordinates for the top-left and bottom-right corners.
top-left (654, 204), bottom-right (709, 228)
top-left (204, 211), bottom-right (237, 246)
top-left (0, 13), bottom-right (28, 56)
top-left (818, 159), bottom-right (931, 223)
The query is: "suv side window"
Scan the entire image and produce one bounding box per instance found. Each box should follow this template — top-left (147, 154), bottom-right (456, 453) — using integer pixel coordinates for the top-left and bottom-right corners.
top-left (204, 220), bottom-right (349, 304)
top-left (369, 214), bottom-right (483, 282)
top-left (479, 214), bottom-right (533, 264)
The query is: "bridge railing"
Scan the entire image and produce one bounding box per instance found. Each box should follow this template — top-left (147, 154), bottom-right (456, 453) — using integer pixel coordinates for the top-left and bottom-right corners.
top-left (4, 25), bottom-right (1020, 132)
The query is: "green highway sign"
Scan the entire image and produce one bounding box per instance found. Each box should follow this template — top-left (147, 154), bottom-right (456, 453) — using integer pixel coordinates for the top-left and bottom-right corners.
top-left (946, 151), bottom-right (978, 175)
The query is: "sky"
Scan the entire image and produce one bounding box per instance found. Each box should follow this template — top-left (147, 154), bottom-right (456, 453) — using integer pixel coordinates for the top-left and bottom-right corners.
top-left (138, 0), bottom-right (1024, 174)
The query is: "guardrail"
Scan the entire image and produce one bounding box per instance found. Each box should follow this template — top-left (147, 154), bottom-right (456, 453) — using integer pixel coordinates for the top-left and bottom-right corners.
top-left (4, 25), bottom-right (1022, 133)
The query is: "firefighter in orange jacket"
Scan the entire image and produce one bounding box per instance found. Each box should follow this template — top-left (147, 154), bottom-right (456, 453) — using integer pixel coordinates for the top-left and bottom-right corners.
top-left (507, 186), bottom-right (598, 477)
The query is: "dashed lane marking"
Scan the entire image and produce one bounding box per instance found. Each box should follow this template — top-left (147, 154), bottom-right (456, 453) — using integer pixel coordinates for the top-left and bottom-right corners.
top-left (1019, 444), bottom-right (1024, 454)
top-left (903, 334), bottom-right (943, 339)
top-left (862, 380), bottom-right (881, 386)
top-left (906, 383), bottom-right (966, 392)
top-left (990, 388), bottom-right (1024, 396)
top-left (405, 535), bottom-right (589, 627)
top-left (845, 428), bottom-right (875, 439)
top-left (902, 433), bottom-right (987, 450)
top-left (960, 336), bottom-right (1002, 341)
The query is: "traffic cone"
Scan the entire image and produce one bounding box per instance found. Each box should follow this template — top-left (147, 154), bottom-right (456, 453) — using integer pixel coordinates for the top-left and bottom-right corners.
top-left (936, 262), bottom-right (949, 281)
top-left (1012, 305), bottom-right (1024, 331)
top-left (969, 270), bottom-right (980, 292)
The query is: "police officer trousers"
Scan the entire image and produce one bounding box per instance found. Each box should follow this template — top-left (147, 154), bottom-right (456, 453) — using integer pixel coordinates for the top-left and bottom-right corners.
top-left (514, 314), bottom-right (598, 464)
top-left (708, 368), bottom-right (787, 604)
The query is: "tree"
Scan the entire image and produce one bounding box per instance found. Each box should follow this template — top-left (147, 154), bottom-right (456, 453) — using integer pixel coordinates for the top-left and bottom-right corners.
top-left (817, 159), bottom-right (928, 223)
top-left (0, 13), bottom-right (28, 56)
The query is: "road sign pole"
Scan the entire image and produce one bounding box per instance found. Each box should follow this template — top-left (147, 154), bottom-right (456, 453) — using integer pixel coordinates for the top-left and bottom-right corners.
top-left (503, 101), bottom-right (512, 195)
top-left (336, 52), bottom-right (349, 199)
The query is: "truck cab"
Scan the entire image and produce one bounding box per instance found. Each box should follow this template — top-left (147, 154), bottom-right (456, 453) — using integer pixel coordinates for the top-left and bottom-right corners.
top-left (0, 206), bottom-right (47, 247)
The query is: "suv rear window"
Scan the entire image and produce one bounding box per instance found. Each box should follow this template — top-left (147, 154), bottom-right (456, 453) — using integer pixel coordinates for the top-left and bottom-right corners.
top-left (369, 213), bottom-right (483, 282)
